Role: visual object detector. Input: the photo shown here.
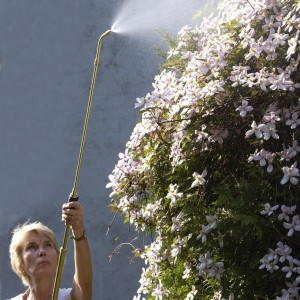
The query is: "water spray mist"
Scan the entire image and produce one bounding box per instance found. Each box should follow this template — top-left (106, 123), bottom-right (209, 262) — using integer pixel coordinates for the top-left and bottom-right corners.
top-left (51, 29), bottom-right (112, 300)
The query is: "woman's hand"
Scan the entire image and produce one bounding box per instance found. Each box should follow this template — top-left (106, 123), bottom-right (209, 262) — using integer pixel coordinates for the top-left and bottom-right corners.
top-left (62, 201), bottom-right (92, 299)
top-left (62, 202), bottom-right (84, 235)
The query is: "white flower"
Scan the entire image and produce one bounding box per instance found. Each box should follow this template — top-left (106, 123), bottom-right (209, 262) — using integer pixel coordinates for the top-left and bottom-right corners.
top-left (276, 242), bottom-right (293, 263)
top-left (275, 293), bottom-right (290, 300)
top-left (197, 252), bottom-right (224, 279)
top-left (286, 30), bottom-right (299, 60)
top-left (198, 252), bottom-right (213, 274)
top-left (171, 235), bottom-right (191, 259)
top-left (135, 97), bottom-right (147, 108)
top-left (245, 121), bottom-right (266, 139)
top-left (282, 259), bottom-right (300, 278)
top-left (137, 267), bottom-right (152, 295)
top-left (286, 112), bottom-right (300, 129)
top-left (287, 140), bottom-right (300, 158)
top-left (285, 280), bottom-right (300, 298)
top-left (280, 162), bottom-right (300, 185)
top-left (269, 72), bottom-right (293, 91)
top-left (166, 184), bottom-right (183, 206)
top-left (152, 280), bottom-right (169, 300)
top-left (171, 212), bottom-right (185, 233)
top-left (245, 37), bottom-right (264, 60)
top-left (209, 129), bottom-right (229, 144)
top-left (236, 99), bottom-right (253, 117)
top-left (185, 286), bottom-right (198, 300)
top-left (262, 15), bottom-right (281, 33)
top-left (263, 110), bottom-right (281, 124)
top-left (278, 205), bottom-right (296, 222)
top-left (182, 263), bottom-right (192, 279)
top-left (142, 202), bottom-right (162, 220)
top-left (259, 253), bottom-right (279, 273)
top-left (249, 149), bottom-right (274, 172)
top-left (283, 215), bottom-right (300, 237)
top-left (191, 170), bottom-right (207, 187)
top-left (260, 203), bottom-right (279, 216)
top-left (277, 140), bottom-right (300, 162)
top-left (197, 224), bottom-right (211, 243)
top-left (133, 294), bottom-right (146, 300)
top-left (230, 65), bottom-right (250, 86)
top-left (262, 123), bottom-right (279, 140)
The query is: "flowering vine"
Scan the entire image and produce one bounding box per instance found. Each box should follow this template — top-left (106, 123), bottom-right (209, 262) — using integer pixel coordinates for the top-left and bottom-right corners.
top-left (107, 0), bottom-right (300, 299)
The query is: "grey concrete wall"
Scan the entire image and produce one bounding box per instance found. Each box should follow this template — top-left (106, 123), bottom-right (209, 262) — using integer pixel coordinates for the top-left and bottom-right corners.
top-left (0, 1), bottom-right (200, 299)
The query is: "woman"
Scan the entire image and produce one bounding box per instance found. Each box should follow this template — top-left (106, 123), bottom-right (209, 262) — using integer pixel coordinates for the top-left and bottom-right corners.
top-left (7, 201), bottom-right (93, 300)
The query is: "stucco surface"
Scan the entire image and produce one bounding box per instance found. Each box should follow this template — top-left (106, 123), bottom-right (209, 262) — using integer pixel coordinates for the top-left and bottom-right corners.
top-left (0, 1), bottom-right (199, 299)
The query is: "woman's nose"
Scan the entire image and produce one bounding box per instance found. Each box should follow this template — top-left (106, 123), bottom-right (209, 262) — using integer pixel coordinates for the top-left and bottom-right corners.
top-left (39, 246), bottom-right (47, 256)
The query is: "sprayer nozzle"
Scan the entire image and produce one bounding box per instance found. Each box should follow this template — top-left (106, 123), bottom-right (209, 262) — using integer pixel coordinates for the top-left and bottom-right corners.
top-left (99, 29), bottom-right (112, 42)
top-left (105, 29), bottom-right (112, 36)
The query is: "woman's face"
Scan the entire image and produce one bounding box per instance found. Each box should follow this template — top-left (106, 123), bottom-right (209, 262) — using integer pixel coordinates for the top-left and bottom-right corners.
top-left (22, 231), bottom-right (58, 282)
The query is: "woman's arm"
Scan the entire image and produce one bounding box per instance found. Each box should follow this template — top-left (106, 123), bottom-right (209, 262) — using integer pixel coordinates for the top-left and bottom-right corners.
top-left (62, 201), bottom-right (93, 300)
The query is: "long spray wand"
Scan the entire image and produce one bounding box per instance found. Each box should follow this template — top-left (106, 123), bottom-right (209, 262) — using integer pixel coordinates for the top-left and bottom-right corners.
top-left (51, 29), bottom-right (112, 300)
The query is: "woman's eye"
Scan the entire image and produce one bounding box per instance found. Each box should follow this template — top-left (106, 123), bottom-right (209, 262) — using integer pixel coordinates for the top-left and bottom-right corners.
top-left (45, 242), bottom-right (53, 248)
top-left (25, 244), bottom-right (37, 251)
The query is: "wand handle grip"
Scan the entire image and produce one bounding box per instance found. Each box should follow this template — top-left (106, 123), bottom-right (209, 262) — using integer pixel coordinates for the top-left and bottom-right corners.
top-left (69, 195), bottom-right (79, 202)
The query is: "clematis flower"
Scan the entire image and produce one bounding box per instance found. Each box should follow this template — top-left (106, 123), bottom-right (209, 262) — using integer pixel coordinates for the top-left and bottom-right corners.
top-left (171, 212), bottom-right (185, 233)
top-left (185, 286), bottom-right (198, 300)
top-left (287, 140), bottom-right (300, 158)
top-left (198, 252), bottom-right (213, 275)
top-left (230, 65), bottom-right (250, 86)
top-left (245, 37), bottom-right (264, 60)
top-left (209, 129), bottom-right (228, 144)
top-left (166, 184), bottom-right (183, 206)
top-left (262, 15), bottom-right (281, 33)
top-left (285, 281), bottom-right (300, 298)
top-left (197, 224), bottom-right (211, 243)
top-left (249, 148), bottom-right (274, 172)
top-left (191, 170), bottom-right (207, 187)
top-left (236, 99), bottom-right (253, 117)
top-left (260, 203), bottom-right (279, 216)
top-left (286, 112), bottom-right (300, 129)
top-left (280, 162), bottom-right (300, 185)
top-left (278, 205), bottom-right (297, 222)
top-left (282, 260), bottom-right (300, 278)
top-left (182, 263), bottom-right (192, 279)
top-left (283, 215), bottom-right (300, 237)
top-left (259, 253), bottom-right (279, 273)
top-left (133, 294), bottom-right (146, 300)
top-left (262, 123), bottom-right (279, 140)
top-left (245, 121), bottom-right (266, 139)
top-left (263, 110), bottom-right (281, 124)
top-left (276, 242), bottom-right (293, 263)
top-left (286, 30), bottom-right (299, 60)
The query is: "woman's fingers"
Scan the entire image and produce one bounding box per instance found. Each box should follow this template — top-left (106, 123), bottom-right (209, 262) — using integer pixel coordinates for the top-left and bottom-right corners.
top-left (62, 202), bottom-right (84, 229)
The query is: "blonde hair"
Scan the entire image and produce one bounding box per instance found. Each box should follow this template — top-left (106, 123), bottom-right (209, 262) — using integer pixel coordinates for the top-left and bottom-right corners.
top-left (9, 221), bottom-right (59, 286)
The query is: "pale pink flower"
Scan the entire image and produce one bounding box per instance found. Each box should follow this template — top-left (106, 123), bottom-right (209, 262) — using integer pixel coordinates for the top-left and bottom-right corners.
top-left (286, 112), bottom-right (300, 129)
top-left (236, 100), bottom-right (253, 117)
top-left (280, 162), bottom-right (299, 185)
top-left (191, 170), bottom-right (207, 187)
top-left (245, 121), bottom-right (266, 139)
top-left (260, 203), bottom-right (279, 216)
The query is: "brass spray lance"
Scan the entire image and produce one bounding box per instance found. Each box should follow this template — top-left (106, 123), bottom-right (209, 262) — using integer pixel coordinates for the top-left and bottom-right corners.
top-left (51, 29), bottom-right (112, 300)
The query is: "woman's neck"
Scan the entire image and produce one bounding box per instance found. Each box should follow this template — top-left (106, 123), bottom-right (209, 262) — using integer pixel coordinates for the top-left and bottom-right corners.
top-left (26, 279), bottom-right (54, 300)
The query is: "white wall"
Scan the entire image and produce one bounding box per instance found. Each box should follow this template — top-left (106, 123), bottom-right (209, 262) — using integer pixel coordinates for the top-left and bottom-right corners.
top-left (0, 1), bottom-right (201, 299)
